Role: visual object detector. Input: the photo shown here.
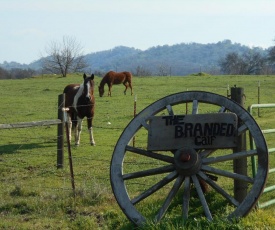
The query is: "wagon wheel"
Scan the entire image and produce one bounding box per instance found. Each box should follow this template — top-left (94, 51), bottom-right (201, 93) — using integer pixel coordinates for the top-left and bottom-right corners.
top-left (110, 91), bottom-right (268, 226)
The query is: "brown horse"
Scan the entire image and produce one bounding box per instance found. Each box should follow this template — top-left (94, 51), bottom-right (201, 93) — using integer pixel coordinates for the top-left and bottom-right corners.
top-left (98, 71), bottom-right (133, 97)
top-left (63, 73), bottom-right (96, 146)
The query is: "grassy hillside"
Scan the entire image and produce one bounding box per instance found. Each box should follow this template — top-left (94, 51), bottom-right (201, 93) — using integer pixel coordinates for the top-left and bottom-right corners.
top-left (0, 74), bottom-right (275, 229)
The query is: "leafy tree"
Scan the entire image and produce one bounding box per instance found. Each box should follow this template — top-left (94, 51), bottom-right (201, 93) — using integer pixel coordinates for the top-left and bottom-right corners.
top-left (220, 51), bottom-right (266, 75)
top-left (42, 36), bottom-right (88, 77)
top-left (9, 68), bottom-right (36, 79)
top-left (0, 67), bottom-right (36, 79)
top-left (219, 52), bottom-right (243, 74)
top-left (0, 67), bottom-right (10, 79)
top-left (268, 47), bottom-right (275, 62)
top-left (267, 39), bottom-right (275, 73)
top-left (242, 52), bottom-right (265, 74)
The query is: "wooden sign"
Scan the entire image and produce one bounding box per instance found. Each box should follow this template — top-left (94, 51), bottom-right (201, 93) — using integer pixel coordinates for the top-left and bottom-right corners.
top-left (147, 113), bottom-right (238, 150)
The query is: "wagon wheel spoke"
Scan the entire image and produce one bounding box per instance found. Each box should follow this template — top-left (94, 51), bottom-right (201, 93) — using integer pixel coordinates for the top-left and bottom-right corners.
top-left (126, 145), bottom-right (174, 163)
top-left (166, 104), bottom-right (174, 115)
top-left (182, 176), bottom-right (191, 220)
top-left (218, 106), bottom-right (226, 112)
top-left (131, 171), bottom-right (178, 205)
top-left (192, 175), bottom-right (213, 221)
top-left (123, 164), bottom-right (175, 180)
top-left (155, 175), bottom-right (185, 222)
top-left (197, 171), bottom-right (240, 207)
top-left (200, 149), bottom-right (217, 159)
top-left (202, 149), bottom-right (257, 164)
top-left (192, 100), bottom-right (199, 114)
top-left (201, 165), bottom-right (254, 183)
top-left (141, 120), bottom-right (149, 130)
top-left (238, 123), bottom-right (248, 135)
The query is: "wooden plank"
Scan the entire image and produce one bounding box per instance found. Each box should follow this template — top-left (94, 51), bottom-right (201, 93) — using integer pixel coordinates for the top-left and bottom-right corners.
top-left (147, 113), bottom-right (238, 150)
top-left (0, 119), bottom-right (62, 129)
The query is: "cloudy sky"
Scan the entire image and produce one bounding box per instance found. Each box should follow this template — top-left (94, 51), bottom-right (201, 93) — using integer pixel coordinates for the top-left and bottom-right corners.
top-left (1, 0), bottom-right (275, 64)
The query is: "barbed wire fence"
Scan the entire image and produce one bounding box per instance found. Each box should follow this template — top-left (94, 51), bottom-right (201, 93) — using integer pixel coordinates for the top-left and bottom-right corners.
top-left (0, 95), bottom-right (119, 201)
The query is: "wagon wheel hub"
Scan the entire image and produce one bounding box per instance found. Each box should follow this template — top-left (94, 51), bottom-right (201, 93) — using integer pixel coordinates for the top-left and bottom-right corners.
top-left (174, 147), bottom-right (201, 176)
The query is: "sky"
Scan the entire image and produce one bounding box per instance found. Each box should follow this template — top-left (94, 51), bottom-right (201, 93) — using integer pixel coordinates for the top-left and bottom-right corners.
top-left (1, 0), bottom-right (275, 64)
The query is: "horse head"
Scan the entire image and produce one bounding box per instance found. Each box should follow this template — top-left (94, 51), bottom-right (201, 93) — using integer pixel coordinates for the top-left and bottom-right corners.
top-left (98, 85), bottom-right (104, 97)
top-left (83, 73), bottom-right (95, 102)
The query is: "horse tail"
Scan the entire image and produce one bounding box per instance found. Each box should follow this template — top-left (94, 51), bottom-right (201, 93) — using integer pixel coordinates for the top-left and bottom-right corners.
top-left (124, 71), bottom-right (132, 82)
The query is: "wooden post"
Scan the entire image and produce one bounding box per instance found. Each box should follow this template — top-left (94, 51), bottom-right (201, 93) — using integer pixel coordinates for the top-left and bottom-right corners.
top-left (186, 89), bottom-right (188, 114)
top-left (258, 81), bottom-right (260, 117)
top-left (60, 93), bottom-right (76, 196)
top-left (57, 94), bottom-right (65, 169)
top-left (231, 87), bottom-right (247, 202)
top-left (65, 119), bottom-right (76, 197)
top-left (133, 95), bottom-right (137, 147)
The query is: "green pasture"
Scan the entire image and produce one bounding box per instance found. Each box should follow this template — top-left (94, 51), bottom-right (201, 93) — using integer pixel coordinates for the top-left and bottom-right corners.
top-left (0, 74), bottom-right (275, 229)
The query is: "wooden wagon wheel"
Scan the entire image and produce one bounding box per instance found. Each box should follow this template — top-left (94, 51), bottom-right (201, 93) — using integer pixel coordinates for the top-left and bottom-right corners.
top-left (110, 91), bottom-right (268, 226)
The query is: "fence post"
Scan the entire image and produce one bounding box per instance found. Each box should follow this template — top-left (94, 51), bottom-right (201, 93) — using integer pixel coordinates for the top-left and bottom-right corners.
top-left (133, 95), bottom-right (137, 147)
top-left (231, 87), bottom-right (247, 202)
top-left (57, 94), bottom-right (65, 169)
top-left (258, 81), bottom-right (260, 117)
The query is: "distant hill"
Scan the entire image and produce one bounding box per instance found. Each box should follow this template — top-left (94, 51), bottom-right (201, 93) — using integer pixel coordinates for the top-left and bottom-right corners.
top-left (84, 40), bottom-right (268, 75)
top-left (0, 61), bottom-right (30, 70)
top-left (0, 59), bottom-right (42, 71)
top-left (0, 40), bottom-right (269, 76)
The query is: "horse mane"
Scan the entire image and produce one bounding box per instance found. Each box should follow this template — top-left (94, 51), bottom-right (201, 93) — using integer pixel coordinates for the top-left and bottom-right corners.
top-left (99, 72), bottom-right (110, 87)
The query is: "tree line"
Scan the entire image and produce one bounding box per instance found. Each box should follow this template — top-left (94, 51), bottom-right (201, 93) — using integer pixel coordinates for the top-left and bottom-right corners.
top-left (0, 67), bottom-right (36, 80)
top-left (1, 37), bottom-right (275, 79)
top-left (219, 48), bottom-right (275, 75)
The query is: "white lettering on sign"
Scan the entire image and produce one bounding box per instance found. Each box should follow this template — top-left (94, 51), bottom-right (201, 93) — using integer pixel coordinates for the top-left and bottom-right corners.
top-left (147, 113), bottom-right (238, 151)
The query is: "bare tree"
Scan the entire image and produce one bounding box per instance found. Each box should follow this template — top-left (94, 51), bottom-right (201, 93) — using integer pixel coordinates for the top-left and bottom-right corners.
top-left (135, 65), bottom-right (152, 76)
top-left (42, 36), bottom-right (88, 77)
top-left (157, 64), bottom-right (169, 76)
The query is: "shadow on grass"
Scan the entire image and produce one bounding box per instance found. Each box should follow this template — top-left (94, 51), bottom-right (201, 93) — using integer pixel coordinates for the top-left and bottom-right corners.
top-left (0, 142), bottom-right (56, 155)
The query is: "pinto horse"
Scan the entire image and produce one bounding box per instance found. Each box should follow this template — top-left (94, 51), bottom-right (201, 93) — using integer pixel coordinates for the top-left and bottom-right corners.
top-left (98, 71), bottom-right (133, 97)
top-left (63, 73), bottom-right (96, 146)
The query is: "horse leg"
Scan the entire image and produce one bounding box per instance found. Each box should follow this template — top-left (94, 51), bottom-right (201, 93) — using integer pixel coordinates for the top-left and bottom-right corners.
top-left (66, 113), bottom-right (73, 143)
top-left (129, 82), bottom-right (133, 95)
top-left (87, 117), bottom-right (95, 146)
top-left (88, 127), bottom-right (95, 146)
top-left (123, 82), bottom-right (128, 95)
top-left (75, 117), bottom-right (83, 146)
top-left (108, 84), bottom-right (112, 97)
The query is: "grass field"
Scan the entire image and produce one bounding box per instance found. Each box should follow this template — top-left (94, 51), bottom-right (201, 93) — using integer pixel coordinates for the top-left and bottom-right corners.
top-left (0, 73), bottom-right (275, 229)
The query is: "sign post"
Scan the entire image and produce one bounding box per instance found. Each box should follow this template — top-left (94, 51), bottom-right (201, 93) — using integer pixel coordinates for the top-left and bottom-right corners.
top-left (231, 87), bottom-right (247, 203)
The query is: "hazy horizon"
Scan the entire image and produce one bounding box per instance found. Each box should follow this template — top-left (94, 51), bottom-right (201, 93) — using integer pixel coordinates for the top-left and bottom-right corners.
top-left (1, 0), bottom-right (274, 64)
